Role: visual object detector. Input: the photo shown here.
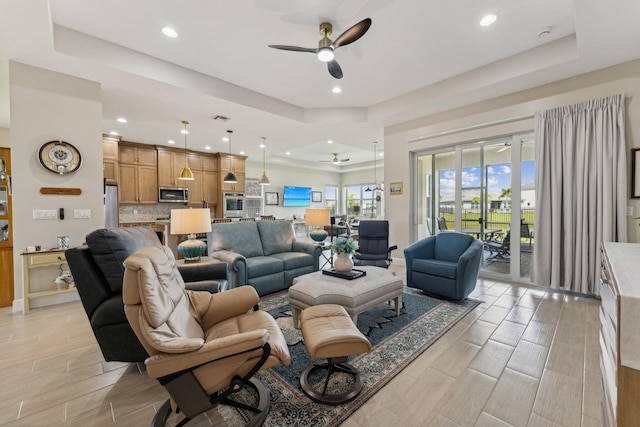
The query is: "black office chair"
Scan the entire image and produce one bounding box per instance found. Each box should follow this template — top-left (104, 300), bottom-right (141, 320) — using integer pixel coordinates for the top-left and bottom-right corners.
top-left (353, 220), bottom-right (397, 268)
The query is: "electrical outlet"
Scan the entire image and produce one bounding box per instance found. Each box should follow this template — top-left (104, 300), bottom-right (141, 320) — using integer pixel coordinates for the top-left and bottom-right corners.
top-left (627, 206), bottom-right (634, 217)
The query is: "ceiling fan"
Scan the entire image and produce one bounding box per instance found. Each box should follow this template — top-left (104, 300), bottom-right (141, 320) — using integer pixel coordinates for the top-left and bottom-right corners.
top-left (268, 18), bottom-right (372, 79)
top-left (496, 139), bottom-right (535, 153)
top-left (320, 153), bottom-right (350, 164)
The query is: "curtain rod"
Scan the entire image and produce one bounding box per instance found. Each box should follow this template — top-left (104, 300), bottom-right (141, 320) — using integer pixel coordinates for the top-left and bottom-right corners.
top-left (407, 114), bottom-right (534, 144)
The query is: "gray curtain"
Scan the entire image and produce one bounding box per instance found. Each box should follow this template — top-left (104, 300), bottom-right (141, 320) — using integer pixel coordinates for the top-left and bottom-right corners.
top-left (532, 94), bottom-right (627, 295)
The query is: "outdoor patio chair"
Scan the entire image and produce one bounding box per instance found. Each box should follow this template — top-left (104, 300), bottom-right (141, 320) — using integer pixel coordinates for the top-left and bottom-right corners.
top-left (484, 230), bottom-right (511, 261)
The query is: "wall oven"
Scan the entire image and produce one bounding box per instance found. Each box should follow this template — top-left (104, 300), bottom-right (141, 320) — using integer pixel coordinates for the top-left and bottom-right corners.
top-left (223, 193), bottom-right (245, 218)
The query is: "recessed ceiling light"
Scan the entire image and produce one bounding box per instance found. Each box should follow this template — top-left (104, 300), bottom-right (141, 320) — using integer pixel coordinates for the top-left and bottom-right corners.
top-left (479, 14), bottom-right (497, 26)
top-left (168, 139), bottom-right (175, 144)
top-left (259, 143), bottom-right (266, 148)
top-left (332, 86), bottom-right (342, 94)
top-left (109, 131), bottom-right (119, 136)
top-left (162, 27), bottom-right (178, 38)
top-left (204, 145), bottom-right (211, 150)
top-left (222, 137), bottom-right (229, 142)
top-left (116, 117), bottom-right (127, 123)
top-left (328, 140), bottom-right (333, 144)
top-left (181, 129), bottom-right (188, 134)
top-left (239, 151), bottom-right (246, 155)
top-left (286, 152), bottom-right (291, 155)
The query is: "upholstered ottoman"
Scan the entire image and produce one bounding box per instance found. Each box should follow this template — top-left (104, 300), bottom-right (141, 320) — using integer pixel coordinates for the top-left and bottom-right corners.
top-left (299, 304), bottom-right (372, 404)
top-left (288, 265), bottom-right (403, 328)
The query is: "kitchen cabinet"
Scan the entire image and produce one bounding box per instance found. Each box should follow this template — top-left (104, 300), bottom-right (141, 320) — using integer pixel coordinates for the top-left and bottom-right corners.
top-left (600, 242), bottom-right (640, 426)
top-left (118, 142), bottom-right (158, 204)
top-left (102, 134), bottom-right (119, 185)
top-left (157, 148), bottom-right (188, 188)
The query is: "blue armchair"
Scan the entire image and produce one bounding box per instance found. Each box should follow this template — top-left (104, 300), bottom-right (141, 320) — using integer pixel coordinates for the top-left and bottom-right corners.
top-left (404, 232), bottom-right (483, 300)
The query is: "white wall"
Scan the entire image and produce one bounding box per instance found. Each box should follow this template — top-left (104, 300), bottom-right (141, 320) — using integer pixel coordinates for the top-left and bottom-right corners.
top-left (0, 128), bottom-right (8, 147)
top-left (9, 62), bottom-right (104, 310)
top-left (245, 161), bottom-right (341, 218)
top-left (384, 59), bottom-right (640, 263)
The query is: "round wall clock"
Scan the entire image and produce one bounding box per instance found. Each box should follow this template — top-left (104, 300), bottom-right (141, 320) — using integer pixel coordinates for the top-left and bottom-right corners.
top-left (38, 140), bottom-right (82, 175)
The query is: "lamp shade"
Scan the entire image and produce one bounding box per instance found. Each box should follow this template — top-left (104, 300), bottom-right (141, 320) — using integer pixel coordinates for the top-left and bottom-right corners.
top-left (306, 208), bottom-right (330, 243)
top-left (170, 208), bottom-right (212, 235)
top-left (170, 208), bottom-right (212, 262)
top-left (305, 208), bottom-right (330, 227)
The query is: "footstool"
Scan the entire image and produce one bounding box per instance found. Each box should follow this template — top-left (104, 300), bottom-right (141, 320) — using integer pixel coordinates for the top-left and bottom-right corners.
top-left (289, 265), bottom-right (403, 328)
top-left (299, 304), bottom-right (372, 404)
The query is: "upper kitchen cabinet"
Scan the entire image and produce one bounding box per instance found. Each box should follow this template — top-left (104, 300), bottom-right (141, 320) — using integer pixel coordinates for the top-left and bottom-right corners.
top-left (157, 147), bottom-right (187, 188)
top-left (118, 142), bottom-right (158, 205)
top-left (102, 134), bottom-right (120, 185)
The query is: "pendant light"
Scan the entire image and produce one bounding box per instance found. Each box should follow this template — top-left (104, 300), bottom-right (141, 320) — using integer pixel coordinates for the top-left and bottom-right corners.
top-left (223, 130), bottom-right (238, 183)
top-left (259, 137), bottom-right (270, 185)
top-left (365, 141), bottom-right (382, 192)
top-left (178, 120), bottom-right (194, 181)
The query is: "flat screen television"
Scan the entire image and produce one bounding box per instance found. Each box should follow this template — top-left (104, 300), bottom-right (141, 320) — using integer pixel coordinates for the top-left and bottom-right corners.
top-left (283, 186), bottom-right (312, 207)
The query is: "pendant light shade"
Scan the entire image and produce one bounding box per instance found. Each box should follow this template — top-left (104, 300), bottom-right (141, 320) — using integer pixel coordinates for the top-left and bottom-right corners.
top-left (365, 141), bottom-right (382, 192)
top-left (223, 130), bottom-right (238, 183)
top-left (259, 137), bottom-right (270, 185)
top-left (178, 120), bottom-right (194, 181)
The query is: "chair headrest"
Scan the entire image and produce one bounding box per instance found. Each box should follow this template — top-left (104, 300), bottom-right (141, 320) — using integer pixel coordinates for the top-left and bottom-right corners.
top-left (123, 245), bottom-right (186, 328)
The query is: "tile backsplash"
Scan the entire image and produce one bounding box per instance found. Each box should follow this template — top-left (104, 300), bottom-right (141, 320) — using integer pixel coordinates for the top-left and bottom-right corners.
top-left (119, 204), bottom-right (214, 223)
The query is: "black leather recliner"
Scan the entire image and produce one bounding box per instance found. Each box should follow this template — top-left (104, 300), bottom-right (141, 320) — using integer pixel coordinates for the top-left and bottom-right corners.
top-left (66, 226), bottom-right (228, 362)
top-left (353, 220), bottom-right (397, 268)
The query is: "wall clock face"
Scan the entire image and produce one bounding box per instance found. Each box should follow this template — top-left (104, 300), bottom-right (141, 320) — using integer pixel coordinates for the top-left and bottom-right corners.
top-left (38, 141), bottom-right (82, 175)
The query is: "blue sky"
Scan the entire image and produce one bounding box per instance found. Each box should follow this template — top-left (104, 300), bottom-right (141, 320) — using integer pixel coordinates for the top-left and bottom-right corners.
top-left (439, 161), bottom-right (535, 198)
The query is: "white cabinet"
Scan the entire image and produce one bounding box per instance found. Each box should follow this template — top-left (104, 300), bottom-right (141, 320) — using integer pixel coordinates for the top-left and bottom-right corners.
top-left (600, 242), bottom-right (640, 426)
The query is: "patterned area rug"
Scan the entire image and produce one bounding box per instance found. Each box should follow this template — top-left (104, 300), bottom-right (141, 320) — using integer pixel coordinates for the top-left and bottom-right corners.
top-left (227, 288), bottom-right (480, 426)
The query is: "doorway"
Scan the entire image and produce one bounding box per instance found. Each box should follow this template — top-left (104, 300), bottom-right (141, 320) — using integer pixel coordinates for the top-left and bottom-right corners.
top-left (414, 133), bottom-right (535, 283)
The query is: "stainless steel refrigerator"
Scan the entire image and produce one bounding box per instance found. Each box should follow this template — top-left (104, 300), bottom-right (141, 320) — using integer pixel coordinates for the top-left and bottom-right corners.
top-left (105, 184), bottom-right (118, 229)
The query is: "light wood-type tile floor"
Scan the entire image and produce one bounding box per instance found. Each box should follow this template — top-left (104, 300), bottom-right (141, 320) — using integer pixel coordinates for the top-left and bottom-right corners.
top-left (0, 266), bottom-right (603, 426)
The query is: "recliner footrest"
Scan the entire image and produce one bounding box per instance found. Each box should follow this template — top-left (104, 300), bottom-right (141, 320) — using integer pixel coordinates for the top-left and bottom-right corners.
top-left (299, 304), bottom-right (372, 405)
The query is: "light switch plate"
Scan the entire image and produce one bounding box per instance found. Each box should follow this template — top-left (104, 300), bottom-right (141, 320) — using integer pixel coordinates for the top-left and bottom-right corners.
top-left (33, 209), bottom-right (58, 220)
top-left (74, 209), bottom-right (92, 219)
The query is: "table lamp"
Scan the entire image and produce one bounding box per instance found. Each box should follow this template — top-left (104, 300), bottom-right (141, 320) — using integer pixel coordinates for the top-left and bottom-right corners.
top-left (306, 208), bottom-right (330, 243)
top-left (170, 208), bottom-right (212, 262)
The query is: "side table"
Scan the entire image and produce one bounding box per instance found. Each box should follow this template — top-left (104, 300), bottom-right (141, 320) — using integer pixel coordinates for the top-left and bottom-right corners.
top-left (22, 249), bottom-right (75, 314)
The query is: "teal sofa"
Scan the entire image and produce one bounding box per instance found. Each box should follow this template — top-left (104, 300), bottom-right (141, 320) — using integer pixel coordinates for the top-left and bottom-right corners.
top-left (208, 220), bottom-right (322, 296)
top-left (404, 232), bottom-right (482, 300)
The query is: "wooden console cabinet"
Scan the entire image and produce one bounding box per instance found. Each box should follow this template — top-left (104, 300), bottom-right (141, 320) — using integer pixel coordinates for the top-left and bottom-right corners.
top-left (21, 250), bottom-right (75, 314)
top-left (600, 242), bottom-right (640, 426)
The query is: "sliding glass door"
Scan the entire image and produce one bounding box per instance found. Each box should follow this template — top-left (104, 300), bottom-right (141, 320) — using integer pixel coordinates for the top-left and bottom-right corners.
top-left (414, 133), bottom-right (534, 282)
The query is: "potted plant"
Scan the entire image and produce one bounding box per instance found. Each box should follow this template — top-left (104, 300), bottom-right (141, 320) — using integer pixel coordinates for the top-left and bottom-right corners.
top-left (330, 236), bottom-right (359, 273)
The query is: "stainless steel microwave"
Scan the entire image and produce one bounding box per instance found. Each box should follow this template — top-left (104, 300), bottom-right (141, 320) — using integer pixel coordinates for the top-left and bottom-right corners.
top-left (158, 187), bottom-right (189, 203)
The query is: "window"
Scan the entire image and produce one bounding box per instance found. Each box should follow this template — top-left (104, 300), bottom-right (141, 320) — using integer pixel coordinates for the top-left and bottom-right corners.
top-left (345, 184), bottom-right (380, 217)
top-left (324, 186), bottom-right (338, 215)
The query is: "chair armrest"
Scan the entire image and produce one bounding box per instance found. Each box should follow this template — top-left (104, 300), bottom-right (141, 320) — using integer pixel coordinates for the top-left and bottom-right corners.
top-left (187, 285), bottom-right (260, 330)
top-left (292, 241), bottom-right (322, 270)
top-left (210, 250), bottom-right (247, 287)
top-left (145, 328), bottom-right (270, 379)
top-left (389, 244), bottom-right (398, 253)
top-left (178, 260), bottom-right (227, 283)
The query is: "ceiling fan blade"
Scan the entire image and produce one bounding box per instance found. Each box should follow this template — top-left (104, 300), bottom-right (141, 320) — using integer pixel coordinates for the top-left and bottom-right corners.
top-left (497, 146), bottom-right (510, 153)
top-left (328, 60), bottom-right (343, 79)
top-left (268, 45), bottom-right (318, 54)
top-left (333, 18), bottom-right (372, 49)
top-left (340, 158), bottom-right (350, 162)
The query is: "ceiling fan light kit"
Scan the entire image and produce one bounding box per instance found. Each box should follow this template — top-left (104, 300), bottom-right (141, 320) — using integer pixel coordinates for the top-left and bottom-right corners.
top-left (268, 18), bottom-right (372, 79)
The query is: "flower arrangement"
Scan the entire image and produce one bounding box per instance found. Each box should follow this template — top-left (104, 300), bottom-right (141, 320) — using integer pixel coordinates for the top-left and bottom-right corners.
top-left (54, 269), bottom-right (74, 290)
top-left (330, 236), bottom-right (359, 255)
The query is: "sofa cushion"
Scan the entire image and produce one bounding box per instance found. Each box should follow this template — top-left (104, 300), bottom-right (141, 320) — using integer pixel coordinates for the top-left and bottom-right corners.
top-left (210, 222), bottom-right (264, 258)
top-left (246, 256), bottom-right (283, 279)
top-left (270, 252), bottom-right (313, 270)
top-left (412, 259), bottom-right (457, 279)
top-left (86, 227), bottom-right (161, 293)
top-left (257, 220), bottom-right (295, 255)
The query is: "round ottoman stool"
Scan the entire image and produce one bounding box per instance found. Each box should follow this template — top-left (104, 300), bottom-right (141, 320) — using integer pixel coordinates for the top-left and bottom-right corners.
top-left (299, 304), bottom-right (372, 404)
